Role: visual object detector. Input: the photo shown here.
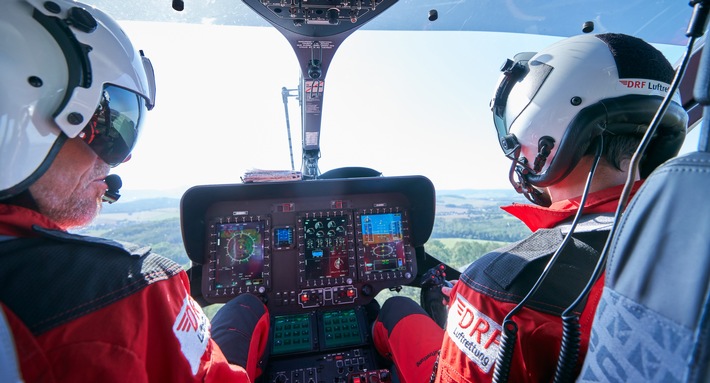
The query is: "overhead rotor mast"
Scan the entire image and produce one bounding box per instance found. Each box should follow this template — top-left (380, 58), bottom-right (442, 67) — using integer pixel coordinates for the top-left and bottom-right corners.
top-left (242, 0), bottom-right (399, 179)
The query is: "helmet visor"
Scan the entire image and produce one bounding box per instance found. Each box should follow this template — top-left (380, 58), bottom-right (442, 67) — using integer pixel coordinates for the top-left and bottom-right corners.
top-left (79, 85), bottom-right (145, 167)
top-left (491, 53), bottom-right (551, 158)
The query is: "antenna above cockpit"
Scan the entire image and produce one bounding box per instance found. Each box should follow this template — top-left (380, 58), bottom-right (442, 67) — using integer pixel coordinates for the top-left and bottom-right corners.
top-left (281, 85), bottom-right (301, 171)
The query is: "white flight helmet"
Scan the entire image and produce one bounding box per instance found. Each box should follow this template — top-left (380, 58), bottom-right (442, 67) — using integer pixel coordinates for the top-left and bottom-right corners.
top-left (0, 0), bottom-right (156, 199)
top-left (491, 33), bottom-right (687, 205)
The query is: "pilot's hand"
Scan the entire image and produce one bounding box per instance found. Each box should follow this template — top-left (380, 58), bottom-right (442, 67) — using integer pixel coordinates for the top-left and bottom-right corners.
top-left (441, 279), bottom-right (457, 305)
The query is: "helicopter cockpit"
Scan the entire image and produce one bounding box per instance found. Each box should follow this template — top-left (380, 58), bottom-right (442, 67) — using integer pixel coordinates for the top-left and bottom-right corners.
top-left (3, 0), bottom-right (710, 382)
top-left (174, 1), bottom-right (709, 382)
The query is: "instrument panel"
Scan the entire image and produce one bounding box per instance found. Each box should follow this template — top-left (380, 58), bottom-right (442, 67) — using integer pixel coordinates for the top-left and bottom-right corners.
top-left (190, 184), bottom-right (429, 315)
top-left (181, 175), bottom-right (435, 382)
top-left (203, 202), bottom-right (416, 307)
top-left (182, 176), bottom-right (435, 313)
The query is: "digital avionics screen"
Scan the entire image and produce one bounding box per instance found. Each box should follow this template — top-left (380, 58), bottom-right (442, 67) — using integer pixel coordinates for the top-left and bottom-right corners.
top-left (360, 213), bottom-right (406, 274)
top-left (274, 227), bottom-right (294, 249)
top-left (302, 216), bottom-right (349, 279)
top-left (214, 221), bottom-right (265, 288)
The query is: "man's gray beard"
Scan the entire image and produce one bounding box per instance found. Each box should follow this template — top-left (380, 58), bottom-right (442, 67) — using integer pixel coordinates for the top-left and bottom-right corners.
top-left (37, 192), bottom-right (102, 230)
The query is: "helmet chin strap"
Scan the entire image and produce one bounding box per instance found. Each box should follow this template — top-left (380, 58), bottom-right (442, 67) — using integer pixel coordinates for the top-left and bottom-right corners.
top-left (507, 149), bottom-right (552, 207)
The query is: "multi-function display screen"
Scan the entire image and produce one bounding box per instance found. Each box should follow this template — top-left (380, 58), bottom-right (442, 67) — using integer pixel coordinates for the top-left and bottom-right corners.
top-left (360, 213), bottom-right (406, 274)
top-left (302, 216), bottom-right (350, 280)
top-left (274, 226), bottom-right (295, 249)
top-left (214, 221), bottom-right (265, 288)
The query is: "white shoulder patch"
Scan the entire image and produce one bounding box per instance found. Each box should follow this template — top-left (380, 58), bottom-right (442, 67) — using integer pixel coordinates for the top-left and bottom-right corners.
top-left (173, 296), bottom-right (211, 375)
top-left (446, 293), bottom-right (503, 374)
top-left (0, 309), bottom-right (22, 383)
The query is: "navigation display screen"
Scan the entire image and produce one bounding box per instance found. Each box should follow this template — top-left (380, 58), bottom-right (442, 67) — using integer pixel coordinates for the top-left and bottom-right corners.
top-left (214, 221), bottom-right (265, 288)
top-left (274, 226), bottom-right (295, 249)
top-left (302, 216), bottom-right (349, 279)
top-left (360, 213), bottom-right (406, 274)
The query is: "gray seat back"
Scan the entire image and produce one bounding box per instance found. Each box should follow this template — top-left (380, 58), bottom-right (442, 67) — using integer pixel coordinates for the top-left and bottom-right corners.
top-left (577, 151), bottom-right (710, 382)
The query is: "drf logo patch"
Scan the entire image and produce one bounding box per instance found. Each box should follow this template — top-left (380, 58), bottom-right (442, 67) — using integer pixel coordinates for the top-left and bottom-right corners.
top-left (446, 293), bottom-right (503, 374)
top-left (173, 296), bottom-right (211, 374)
top-left (618, 78), bottom-right (670, 95)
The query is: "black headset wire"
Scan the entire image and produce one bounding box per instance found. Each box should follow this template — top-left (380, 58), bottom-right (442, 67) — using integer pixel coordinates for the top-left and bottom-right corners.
top-left (492, 138), bottom-right (604, 383)
top-left (551, 18), bottom-right (703, 383)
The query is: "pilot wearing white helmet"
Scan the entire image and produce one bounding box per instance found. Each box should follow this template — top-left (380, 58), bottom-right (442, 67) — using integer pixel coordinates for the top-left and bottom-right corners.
top-left (0, 1), bottom-right (267, 382)
top-left (0, 0), bottom-right (155, 209)
top-left (372, 32), bottom-right (688, 383)
top-left (491, 33), bottom-right (687, 206)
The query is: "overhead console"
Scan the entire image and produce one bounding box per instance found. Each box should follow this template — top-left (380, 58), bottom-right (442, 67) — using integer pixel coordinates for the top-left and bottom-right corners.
top-left (242, 0), bottom-right (397, 38)
top-left (181, 175), bottom-right (435, 315)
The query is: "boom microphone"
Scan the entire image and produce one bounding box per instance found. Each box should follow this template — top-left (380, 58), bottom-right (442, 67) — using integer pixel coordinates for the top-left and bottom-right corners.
top-left (102, 174), bottom-right (122, 204)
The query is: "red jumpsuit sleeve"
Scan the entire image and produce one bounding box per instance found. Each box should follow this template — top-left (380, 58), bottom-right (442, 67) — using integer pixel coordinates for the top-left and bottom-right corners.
top-left (1, 303), bottom-right (55, 383)
top-left (30, 271), bottom-right (254, 383)
top-left (140, 271), bottom-right (256, 382)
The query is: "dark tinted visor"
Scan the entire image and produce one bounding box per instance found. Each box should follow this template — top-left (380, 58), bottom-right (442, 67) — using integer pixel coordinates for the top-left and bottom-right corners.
top-left (79, 85), bottom-right (145, 167)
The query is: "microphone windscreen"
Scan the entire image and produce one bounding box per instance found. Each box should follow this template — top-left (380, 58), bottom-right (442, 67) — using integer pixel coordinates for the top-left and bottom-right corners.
top-left (105, 174), bottom-right (122, 191)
